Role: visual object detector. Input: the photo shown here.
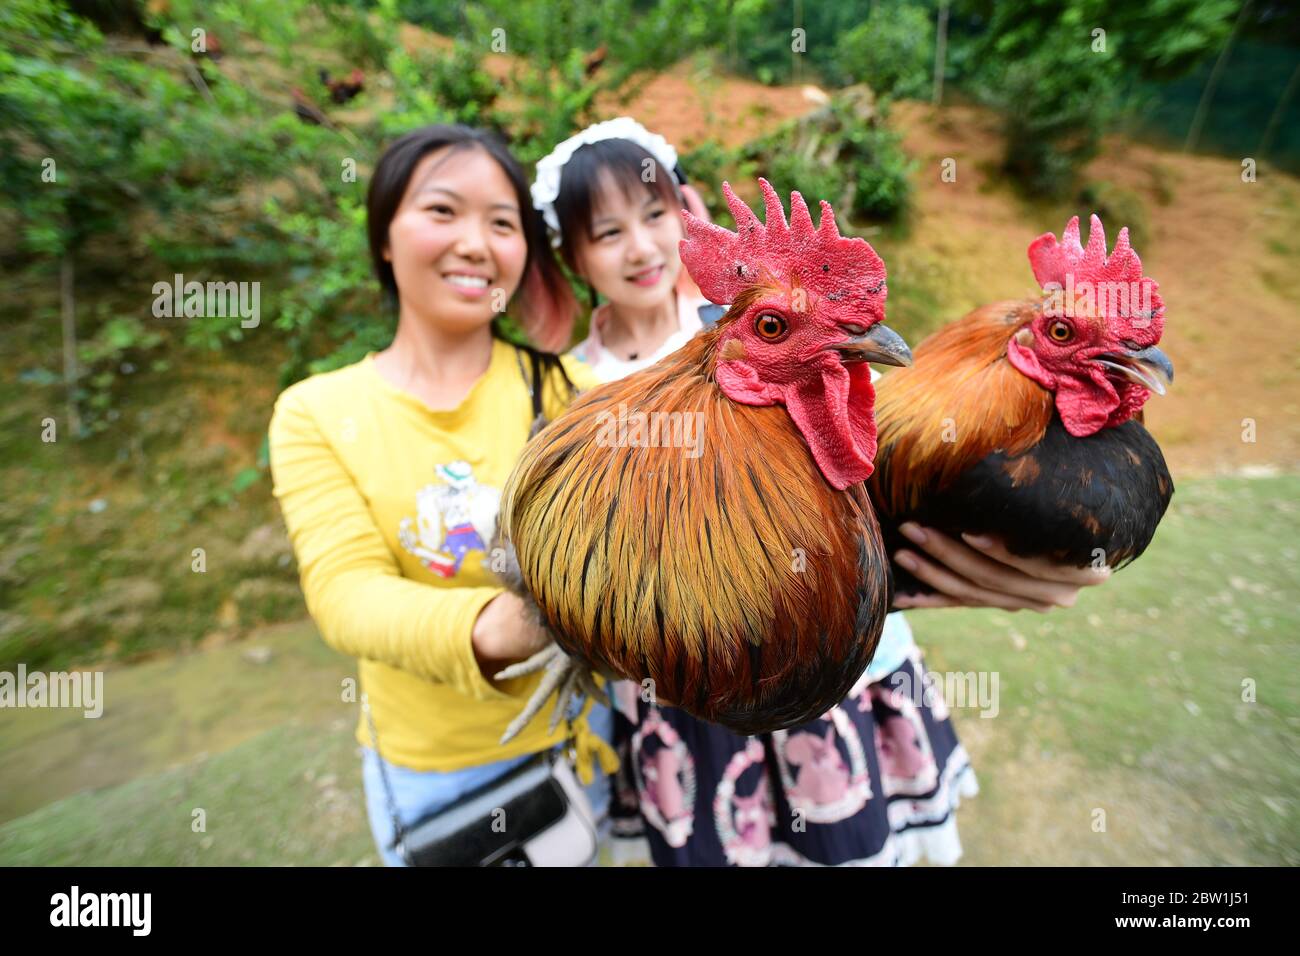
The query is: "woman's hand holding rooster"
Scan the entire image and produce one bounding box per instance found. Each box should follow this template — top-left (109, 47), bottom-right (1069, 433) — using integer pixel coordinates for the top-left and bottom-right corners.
top-left (891, 522), bottom-right (1111, 613)
top-left (471, 592), bottom-right (551, 679)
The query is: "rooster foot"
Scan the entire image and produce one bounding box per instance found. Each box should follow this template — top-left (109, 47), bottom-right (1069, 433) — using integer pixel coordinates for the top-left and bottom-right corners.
top-left (495, 643), bottom-right (603, 745)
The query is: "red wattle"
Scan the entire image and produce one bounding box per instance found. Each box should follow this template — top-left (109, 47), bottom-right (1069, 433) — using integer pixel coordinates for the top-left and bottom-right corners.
top-left (782, 362), bottom-right (877, 490)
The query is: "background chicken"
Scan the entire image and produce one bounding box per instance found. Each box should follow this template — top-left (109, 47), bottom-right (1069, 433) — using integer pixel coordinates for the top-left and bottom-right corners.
top-left (868, 214), bottom-right (1174, 593)
top-left (497, 179), bottom-right (912, 741)
top-left (291, 86), bottom-right (331, 126)
top-left (319, 68), bottom-right (365, 104)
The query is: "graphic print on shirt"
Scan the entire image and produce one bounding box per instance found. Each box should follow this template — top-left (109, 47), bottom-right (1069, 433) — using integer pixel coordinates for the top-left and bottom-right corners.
top-left (398, 460), bottom-right (501, 578)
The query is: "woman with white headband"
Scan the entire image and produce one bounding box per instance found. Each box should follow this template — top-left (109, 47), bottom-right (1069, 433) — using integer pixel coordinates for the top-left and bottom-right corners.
top-left (532, 116), bottom-right (717, 377)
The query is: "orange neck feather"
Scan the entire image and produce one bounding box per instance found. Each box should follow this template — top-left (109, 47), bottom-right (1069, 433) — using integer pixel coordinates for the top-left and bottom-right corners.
top-left (873, 300), bottom-right (1053, 513)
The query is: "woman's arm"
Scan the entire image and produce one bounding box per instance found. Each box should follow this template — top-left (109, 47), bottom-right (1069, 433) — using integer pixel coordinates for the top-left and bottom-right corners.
top-left (890, 521), bottom-right (1111, 613)
top-left (268, 387), bottom-right (542, 700)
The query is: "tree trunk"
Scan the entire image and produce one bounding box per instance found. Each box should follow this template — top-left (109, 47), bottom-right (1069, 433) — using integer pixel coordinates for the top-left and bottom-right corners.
top-left (61, 249), bottom-right (81, 438)
top-left (727, 0), bottom-right (737, 73)
top-left (1257, 60), bottom-right (1300, 159)
top-left (1185, 0), bottom-right (1253, 153)
top-left (793, 0), bottom-right (803, 85)
top-left (933, 0), bottom-right (950, 106)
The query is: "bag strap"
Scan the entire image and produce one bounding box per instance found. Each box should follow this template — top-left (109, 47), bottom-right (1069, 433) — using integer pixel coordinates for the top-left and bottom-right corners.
top-left (361, 691), bottom-right (413, 864)
top-left (514, 345), bottom-right (547, 421)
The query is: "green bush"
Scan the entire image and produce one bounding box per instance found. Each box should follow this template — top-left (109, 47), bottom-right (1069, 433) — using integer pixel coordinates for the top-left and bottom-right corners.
top-left (1077, 181), bottom-right (1150, 253)
top-left (844, 121), bottom-right (913, 221)
top-left (964, 0), bottom-right (1239, 200)
top-left (763, 150), bottom-right (848, 214)
top-left (827, 2), bottom-right (933, 97)
top-left (75, 316), bottom-right (167, 434)
top-left (724, 0), bottom-right (880, 87)
top-left (678, 140), bottom-right (733, 217)
top-left (976, 32), bottom-right (1122, 199)
top-left (738, 92), bottom-right (914, 224)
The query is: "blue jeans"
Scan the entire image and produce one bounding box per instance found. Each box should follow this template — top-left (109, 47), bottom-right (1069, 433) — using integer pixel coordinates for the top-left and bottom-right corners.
top-left (361, 700), bottom-right (613, 867)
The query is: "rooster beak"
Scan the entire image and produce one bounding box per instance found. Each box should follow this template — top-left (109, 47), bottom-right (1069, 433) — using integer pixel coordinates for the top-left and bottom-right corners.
top-left (1095, 345), bottom-right (1174, 396)
top-left (834, 323), bottom-right (912, 367)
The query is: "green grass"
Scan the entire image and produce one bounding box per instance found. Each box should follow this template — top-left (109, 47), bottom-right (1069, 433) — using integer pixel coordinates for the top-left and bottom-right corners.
top-left (0, 622), bottom-right (356, 825)
top-left (0, 621), bottom-right (373, 866)
top-left (0, 476), bottom-right (1295, 865)
top-left (0, 720), bottom-right (374, 866)
top-left (913, 475), bottom-right (1299, 865)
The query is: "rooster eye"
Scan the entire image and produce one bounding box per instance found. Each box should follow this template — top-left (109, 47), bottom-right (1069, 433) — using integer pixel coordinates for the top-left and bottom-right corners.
top-left (754, 312), bottom-right (788, 341)
top-left (1047, 320), bottom-right (1073, 343)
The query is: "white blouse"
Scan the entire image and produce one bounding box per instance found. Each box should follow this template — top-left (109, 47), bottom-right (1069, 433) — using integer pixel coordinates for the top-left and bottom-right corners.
top-left (567, 290), bottom-right (709, 380)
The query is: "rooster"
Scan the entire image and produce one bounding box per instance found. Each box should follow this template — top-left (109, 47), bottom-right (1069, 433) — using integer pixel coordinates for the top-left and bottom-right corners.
top-left (291, 86), bottom-right (331, 127)
top-left (319, 68), bottom-right (365, 104)
top-left (496, 179), bottom-right (912, 742)
top-left (583, 44), bottom-right (608, 78)
top-left (868, 214), bottom-right (1174, 593)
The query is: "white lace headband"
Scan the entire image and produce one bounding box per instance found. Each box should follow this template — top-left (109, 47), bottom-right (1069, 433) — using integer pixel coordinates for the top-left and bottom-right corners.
top-left (531, 116), bottom-right (680, 248)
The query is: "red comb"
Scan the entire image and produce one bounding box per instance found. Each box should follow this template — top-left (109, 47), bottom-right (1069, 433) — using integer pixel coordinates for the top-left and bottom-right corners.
top-left (679, 178), bottom-right (887, 327)
top-left (1027, 214), bottom-right (1164, 344)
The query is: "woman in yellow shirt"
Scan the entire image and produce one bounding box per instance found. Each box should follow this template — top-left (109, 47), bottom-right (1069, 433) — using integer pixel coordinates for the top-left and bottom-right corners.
top-left (268, 125), bottom-right (614, 866)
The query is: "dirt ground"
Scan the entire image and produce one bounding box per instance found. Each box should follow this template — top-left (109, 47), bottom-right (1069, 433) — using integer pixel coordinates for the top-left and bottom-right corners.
top-left (598, 60), bottom-right (829, 151)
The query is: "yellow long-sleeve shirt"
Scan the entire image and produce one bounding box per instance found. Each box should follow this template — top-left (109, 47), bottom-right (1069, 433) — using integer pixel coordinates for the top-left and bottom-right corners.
top-left (268, 337), bottom-right (604, 772)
